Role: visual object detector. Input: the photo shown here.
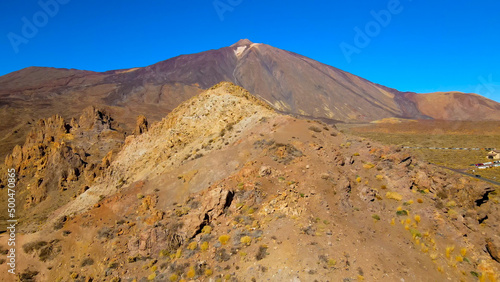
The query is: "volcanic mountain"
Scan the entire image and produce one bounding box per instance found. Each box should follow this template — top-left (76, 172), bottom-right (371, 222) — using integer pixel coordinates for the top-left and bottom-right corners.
top-left (1, 82), bottom-right (499, 281)
top-left (1, 39), bottom-right (500, 159)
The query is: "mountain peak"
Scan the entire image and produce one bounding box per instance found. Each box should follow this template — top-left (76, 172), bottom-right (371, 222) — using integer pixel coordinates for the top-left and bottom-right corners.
top-left (207, 81), bottom-right (274, 110)
top-left (231, 39), bottom-right (253, 47)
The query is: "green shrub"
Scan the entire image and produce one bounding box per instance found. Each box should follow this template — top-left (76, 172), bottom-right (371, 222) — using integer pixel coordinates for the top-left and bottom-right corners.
top-left (396, 210), bottom-right (408, 216)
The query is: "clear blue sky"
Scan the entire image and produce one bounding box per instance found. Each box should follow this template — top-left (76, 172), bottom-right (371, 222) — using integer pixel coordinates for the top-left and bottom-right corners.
top-left (1, 0), bottom-right (499, 102)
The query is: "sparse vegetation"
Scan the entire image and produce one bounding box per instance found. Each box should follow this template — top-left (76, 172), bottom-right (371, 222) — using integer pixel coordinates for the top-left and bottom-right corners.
top-left (240, 236), bottom-right (252, 246)
top-left (19, 269), bottom-right (39, 281)
top-left (414, 215), bottom-right (421, 223)
top-left (107, 261), bottom-right (119, 269)
top-left (256, 245), bottom-right (268, 260)
top-left (363, 163), bottom-right (375, 169)
top-left (219, 235), bottom-right (230, 245)
top-left (53, 216), bottom-right (67, 230)
top-left (348, 123), bottom-right (500, 181)
top-left (202, 225), bottom-right (212, 234)
top-left (187, 266), bottom-right (196, 278)
top-left (200, 241), bottom-right (209, 251)
top-left (446, 246), bottom-right (455, 258)
top-left (23, 241), bottom-right (48, 254)
top-left (187, 242), bottom-right (197, 250)
top-left (386, 192), bottom-right (403, 201)
top-left (215, 248), bottom-right (231, 262)
top-left (409, 229), bottom-right (421, 238)
top-left (97, 227), bottom-right (114, 239)
top-left (308, 126), bottom-right (322, 133)
top-left (328, 259), bottom-right (337, 267)
top-left (396, 210), bottom-right (408, 216)
top-left (81, 258), bottom-right (94, 267)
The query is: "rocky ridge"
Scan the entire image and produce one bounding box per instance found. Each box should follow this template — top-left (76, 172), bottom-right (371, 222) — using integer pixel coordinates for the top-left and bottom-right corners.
top-left (0, 82), bottom-right (499, 281)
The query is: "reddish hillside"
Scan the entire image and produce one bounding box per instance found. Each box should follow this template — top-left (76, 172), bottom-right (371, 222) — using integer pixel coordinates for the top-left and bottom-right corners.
top-left (406, 92), bottom-right (500, 120)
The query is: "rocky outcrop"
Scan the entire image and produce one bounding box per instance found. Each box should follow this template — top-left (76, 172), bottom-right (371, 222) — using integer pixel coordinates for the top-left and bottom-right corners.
top-left (179, 187), bottom-right (234, 239)
top-left (487, 239), bottom-right (500, 263)
top-left (78, 106), bottom-right (113, 131)
top-left (133, 115), bottom-right (148, 135)
top-left (1, 106), bottom-right (125, 228)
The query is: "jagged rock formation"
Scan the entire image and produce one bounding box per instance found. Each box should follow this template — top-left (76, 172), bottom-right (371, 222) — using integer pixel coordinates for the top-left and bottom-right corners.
top-left (44, 82), bottom-right (277, 224)
top-left (2, 83), bottom-right (498, 281)
top-left (133, 115), bottom-right (148, 135)
top-left (0, 106), bottom-right (125, 231)
top-left (77, 106), bottom-right (114, 131)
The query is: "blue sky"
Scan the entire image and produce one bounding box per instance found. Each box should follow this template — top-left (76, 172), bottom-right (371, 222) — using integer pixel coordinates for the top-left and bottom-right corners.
top-left (1, 0), bottom-right (499, 102)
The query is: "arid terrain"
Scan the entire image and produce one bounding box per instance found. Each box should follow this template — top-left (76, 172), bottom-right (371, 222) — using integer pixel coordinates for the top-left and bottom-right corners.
top-left (1, 40), bottom-right (500, 282)
top-left (346, 120), bottom-right (500, 182)
top-left (0, 83), bottom-right (499, 281)
top-left (1, 39), bottom-right (500, 162)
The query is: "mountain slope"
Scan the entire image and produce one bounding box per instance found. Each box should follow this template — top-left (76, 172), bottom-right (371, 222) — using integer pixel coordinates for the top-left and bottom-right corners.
top-left (1, 39), bottom-right (500, 160)
top-left (405, 91), bottom-right (500, 120)
top-left (2, 82), bottom-right (499, 281)
top-left (108, 39), bottom-right (418, 121)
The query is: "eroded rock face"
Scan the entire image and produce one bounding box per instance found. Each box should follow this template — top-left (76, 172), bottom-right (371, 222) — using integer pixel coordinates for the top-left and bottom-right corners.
top-left (414, 171), bottom-right (432, 189)
top-left (358, 186), bottom-right (379, 202)
top-left (180, 187), bottom-right (234, 239)
top-left (78, 106), bottom-right (113, 131)
top-left (1, 106), bottom-right (125, 229)
top-left (337, 176), bottom-right (352, 209)
top-left (487, 239), bottom-right (500, 263)
top-left (128, 228), bottom-right (164, 257)
top-left (259, 166), bottom-right (272, 177)
top-left (133, 115), bottom-right (148, 135)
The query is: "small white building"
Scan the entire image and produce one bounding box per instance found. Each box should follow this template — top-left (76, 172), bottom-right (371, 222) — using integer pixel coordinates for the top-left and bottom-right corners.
top-left (487, 150), bottom-right (500, 160)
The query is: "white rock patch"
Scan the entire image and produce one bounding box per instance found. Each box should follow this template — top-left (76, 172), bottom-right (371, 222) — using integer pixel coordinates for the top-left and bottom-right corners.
top-left (234, 46), bottom-right (247, 57)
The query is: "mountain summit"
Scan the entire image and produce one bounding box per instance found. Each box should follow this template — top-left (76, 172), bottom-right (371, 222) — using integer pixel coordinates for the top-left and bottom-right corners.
top-left (1, 40), bottom-right (500, 158)
top-left (230, 38), bottom-right (254, 47)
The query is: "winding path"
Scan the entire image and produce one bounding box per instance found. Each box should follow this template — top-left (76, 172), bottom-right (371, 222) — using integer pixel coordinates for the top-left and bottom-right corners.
top-left (438, 166), bottom-right (500, 187)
